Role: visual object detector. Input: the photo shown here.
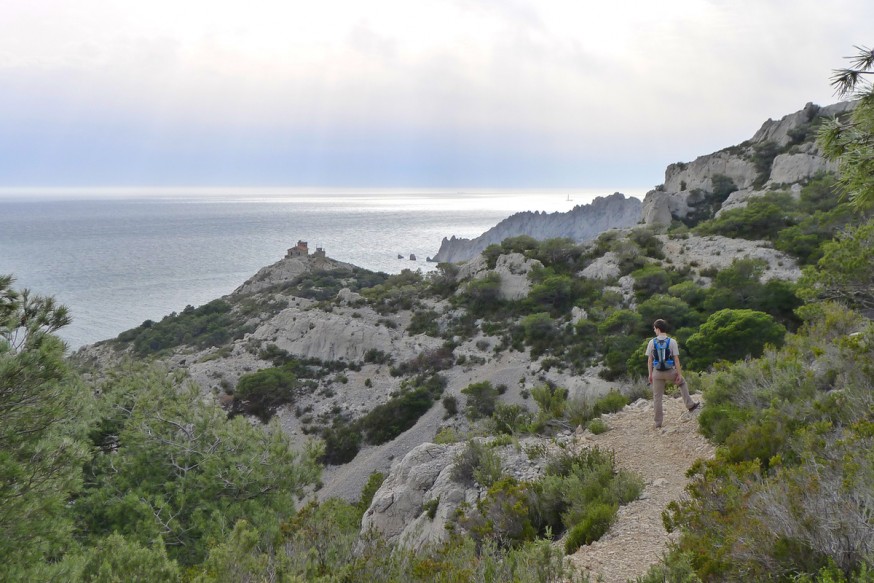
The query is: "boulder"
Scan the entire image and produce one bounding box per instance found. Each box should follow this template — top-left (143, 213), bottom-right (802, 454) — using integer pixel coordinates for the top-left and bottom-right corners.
top-left (360, 442), bottom-right (476, 548)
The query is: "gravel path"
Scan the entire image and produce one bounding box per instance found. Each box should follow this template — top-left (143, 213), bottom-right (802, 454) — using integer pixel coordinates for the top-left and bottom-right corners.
top-left (568, 396), bottom-right (714, 583)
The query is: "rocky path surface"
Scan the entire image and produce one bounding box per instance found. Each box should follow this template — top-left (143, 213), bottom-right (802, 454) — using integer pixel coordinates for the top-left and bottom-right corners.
top-left (568, 396), bottom-right (714, 583)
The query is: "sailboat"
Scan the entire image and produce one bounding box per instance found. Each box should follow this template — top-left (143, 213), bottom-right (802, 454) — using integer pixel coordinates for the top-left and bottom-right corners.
top-left (566, 194), bottom-right (573, 202)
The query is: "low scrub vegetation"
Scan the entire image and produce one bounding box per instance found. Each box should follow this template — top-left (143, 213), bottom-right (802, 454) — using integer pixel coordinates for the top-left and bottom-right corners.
top-left (319, 373), bottom-right (446, 465)
top-left (116, 299), bottom-right (249, 355)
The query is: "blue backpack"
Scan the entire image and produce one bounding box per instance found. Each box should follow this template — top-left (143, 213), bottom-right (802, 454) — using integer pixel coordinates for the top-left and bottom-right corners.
top-left (653, 336), bottom-right (675, 371)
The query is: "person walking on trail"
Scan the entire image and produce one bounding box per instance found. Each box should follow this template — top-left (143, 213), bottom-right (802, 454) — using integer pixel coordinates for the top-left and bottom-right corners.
top-left (645, 319), bottom-right (699, 429)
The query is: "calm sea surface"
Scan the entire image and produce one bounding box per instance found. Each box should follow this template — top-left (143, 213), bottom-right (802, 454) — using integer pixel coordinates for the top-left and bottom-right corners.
top-left (0, 189), bottom-right (618, 349)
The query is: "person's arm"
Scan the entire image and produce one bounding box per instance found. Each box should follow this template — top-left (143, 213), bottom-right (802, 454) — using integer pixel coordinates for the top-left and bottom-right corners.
top-left (672, 340), bottom-right (684, 382)
top-left (647, 354), bottom-right (654, 384)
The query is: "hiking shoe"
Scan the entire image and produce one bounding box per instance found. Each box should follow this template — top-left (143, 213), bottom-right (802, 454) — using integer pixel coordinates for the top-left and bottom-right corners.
top-left (688, 402), bottom-right (700, 412)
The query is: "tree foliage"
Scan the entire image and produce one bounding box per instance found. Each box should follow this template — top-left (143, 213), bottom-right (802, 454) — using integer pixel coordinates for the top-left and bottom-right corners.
top-left (77, 368), bottom-right (322, 567)
top-left (685, 308), bottom-right (786, 370)
top-left (798, 218), bottom-right (874, 312)
top-left (819, 45), bottom-right (874, 210)
top-left (0, 276), bottom-right (91, 580)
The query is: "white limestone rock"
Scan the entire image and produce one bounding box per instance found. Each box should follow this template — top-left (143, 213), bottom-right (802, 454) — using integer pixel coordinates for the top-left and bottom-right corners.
top-left (250, 305), bottom-right (439, 363)
top-left (360, 441), bottom-right (474, 548)
top-left (571, 306), bottom-right (588, 324)
top-left (663, 152), bottom-right (759, 194)
top-left (432, 193), bottom-right (642, 264)
top-left (768, 151), bottom-right (838, 185)
top-left (642, 101), bottom-right (854, 227)
top-left (659, 234), bottom-right (801, 281)
top-left (457, 252), bottom-right (543, 301)
top-left (360, 437), bottom-right (555, 549)
top-left (579, 251), bottom-right (621, 281)
top-left (751, 101), bottom-right (853, 147)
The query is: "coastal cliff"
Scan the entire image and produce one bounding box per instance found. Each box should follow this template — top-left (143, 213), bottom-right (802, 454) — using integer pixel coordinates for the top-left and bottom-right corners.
top-left (641, 100), bottom-right (854, 226)
top-left (431, 192), bottom-right (642, 263)
top-left (429, 101), bottom-right (854, 268)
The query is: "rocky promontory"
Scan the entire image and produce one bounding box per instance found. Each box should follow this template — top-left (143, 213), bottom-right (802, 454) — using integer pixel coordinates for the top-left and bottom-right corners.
top-left (431, 193), bottom-right (642, 264)
top-left (427, 101), bottom-right (853, 268)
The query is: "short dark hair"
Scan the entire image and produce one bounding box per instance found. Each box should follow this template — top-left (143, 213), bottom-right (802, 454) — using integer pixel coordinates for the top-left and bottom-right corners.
top-left (653, 319), bottom-right (668, 333)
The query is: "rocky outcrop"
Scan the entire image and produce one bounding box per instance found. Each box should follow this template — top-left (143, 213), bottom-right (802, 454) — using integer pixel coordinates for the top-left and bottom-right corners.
top-left (750, 101), bottom-right (853, 147)
top-left (360, 436), bottom-right (558, 549)
top-left (660, 234), bottom-right (802, 281)
top-left (456, 252), bottom-right (543, 300)
top-left (360, 442), bottom-right (473, 548)
top-left (247, 302), bottom-right (440, 363)
top-left (642, 101), bottom-right (855, 227)
top-left (234, 254), bottom-right (355, 296)
top-left (432, 193), bottom-right (642, 264)
top-left (579, 251), bottom-right (622, 281)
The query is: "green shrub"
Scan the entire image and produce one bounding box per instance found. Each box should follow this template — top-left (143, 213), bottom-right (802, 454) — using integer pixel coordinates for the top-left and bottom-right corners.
top-left (531, 448), bottom-right (642, 546)
top-left (319, 422), bottom-right (363, 465)
top-left (491, 403), bottom-right (532, 435)
top-left (459, 273), bottom-right (503, 317)
top-left (587, 418), bottom-right (608, 434)
top-left (564, 396), bottom-right (594, 428)
top-left (363, 348), bottom-right (393, 365)
top-left (452, 440), bottom-right (502, 486)
top-left (357, 472), bottom-right (385, 515)
top-left (592, 390), bottom-right (628, 417)
top-left (695, 192), bottom-right (796, 241)
top-left (360, 387), bottom-right (437, 445)
top-left (434, 426), bottom-right (460, 444)
top-left (391, 347), bottom-right (454, 376)
top-left (564, 502), bottom-right (617, 554)
top-left (529, 275), bottom-right (575, 314)
top-left (117, 299), bottom-right (246, 355)
top-left (751, 141), bottom-right (781, 188)
top-left (423, 497), bottom-right (440, 520)
top-left (531, 384), bottom-right (568, 421)
top-left (629, 228), bottom-right (666, 259)
top-left (631, 266), bottom-right (672, 299)
top-left (442, 395), bottom-right (458, 418)
top-left (407, 309), bottom-right (440, 336)
top-left (686, 309), bottom-right (786, 370)
top-left (459, 477), bottom-right (536, 548)
top-left (234, 366), bottom-right (297, 421)
top-left (462, 381), bottom-right (499, 420)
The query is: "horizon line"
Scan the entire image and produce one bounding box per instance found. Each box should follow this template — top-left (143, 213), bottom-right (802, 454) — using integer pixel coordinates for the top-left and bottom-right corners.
top-left (0, 185), bottom-right (650, 198)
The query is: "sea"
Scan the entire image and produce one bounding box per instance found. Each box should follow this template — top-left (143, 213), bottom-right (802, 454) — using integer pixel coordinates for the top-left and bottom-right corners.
top-left (0, 188), bottom-right (639, 349)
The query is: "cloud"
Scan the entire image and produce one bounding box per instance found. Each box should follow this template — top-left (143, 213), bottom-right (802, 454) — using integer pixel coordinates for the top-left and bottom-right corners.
top-left (0, 0), bottom-right (872, 187)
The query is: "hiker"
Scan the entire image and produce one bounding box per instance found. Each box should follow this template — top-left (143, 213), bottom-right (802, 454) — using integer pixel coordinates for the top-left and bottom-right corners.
top-left (645, 319), bottom-right (699, 428)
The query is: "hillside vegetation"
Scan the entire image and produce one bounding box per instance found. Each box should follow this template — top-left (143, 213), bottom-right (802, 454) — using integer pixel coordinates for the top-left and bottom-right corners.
top-left (3, 47), bottom-right (874, 581)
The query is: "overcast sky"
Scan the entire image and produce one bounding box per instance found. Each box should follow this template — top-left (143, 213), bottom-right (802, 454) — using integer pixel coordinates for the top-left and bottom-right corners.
top-left (0, 0), bottom-right (870, 192)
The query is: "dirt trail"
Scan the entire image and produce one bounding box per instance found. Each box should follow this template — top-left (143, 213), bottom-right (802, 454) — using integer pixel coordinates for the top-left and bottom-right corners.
top-left (568, 396), bottom-right (714, 583)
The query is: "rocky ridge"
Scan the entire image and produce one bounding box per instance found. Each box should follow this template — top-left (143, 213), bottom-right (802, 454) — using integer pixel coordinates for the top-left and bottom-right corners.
top-left (642, 101), bottom-right (854, 226)
top-left (431, 193), bottom-right (642, 264)
top-left (426, 101), bottom-right (852, 265)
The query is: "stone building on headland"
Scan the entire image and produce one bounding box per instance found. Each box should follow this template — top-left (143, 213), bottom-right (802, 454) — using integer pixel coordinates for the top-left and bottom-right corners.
top-left (286, 240), bottom-right (326, 259)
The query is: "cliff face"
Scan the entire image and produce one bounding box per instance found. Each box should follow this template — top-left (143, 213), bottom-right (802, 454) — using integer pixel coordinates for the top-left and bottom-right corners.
top-left (642, 101), bottom-right (854, 226)
top-left (430, 101), bottom-right (851, 266)
top-left (431, 193), bottom-right (642, 264)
